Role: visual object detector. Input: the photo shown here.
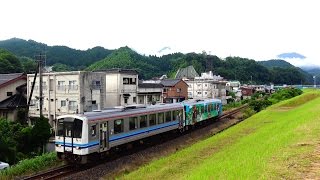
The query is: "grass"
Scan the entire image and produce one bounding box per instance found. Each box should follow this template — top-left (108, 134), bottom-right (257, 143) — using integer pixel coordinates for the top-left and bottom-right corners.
top-left (0, 152), bottom-right (62, 180)
top-left (119, 89), bottom-right (320, 179)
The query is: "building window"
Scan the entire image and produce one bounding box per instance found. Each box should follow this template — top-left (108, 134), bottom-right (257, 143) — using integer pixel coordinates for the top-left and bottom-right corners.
top-left (163, 88), bottom-right (168, 93)
top-left (124, 98), bottom-right (128, 104)
top-left (123, 78), bottom-right (129, 84)
top-left (7, 92), bottom-right (13, 96)
top-left (57, 81), bottom-right (65, 90)
top-left (92, 81), bottom-right (101, 89)
top-left (177, 88), bottom-right (181, 93)
top-left (133, 97), bottom-right (136, 103)
top-left (204, 91), bottom-right (207, 95)
top-left (129, 117), bottom-right (138, 130)
top-left (197, 92), bottom-right (202, 95)
top-left (140, 115), bottom-right (147, 128)
top-left (69, 80), bottom-right (77, 90)
top-left (123, 78), bottom-right (136, 85)
top-left (68, 101), bottom-right (77, 111)
top-left (61, 100), bottom-right (66, 107)
top-left (114, 119), bottom-right (124, 134)
top-left (205, 84), bottom-right (207, 87)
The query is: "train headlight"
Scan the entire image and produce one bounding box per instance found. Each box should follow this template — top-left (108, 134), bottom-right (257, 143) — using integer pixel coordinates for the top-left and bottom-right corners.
top-left (75, 146), bottom-right (80, 150)
top-left (55, 144), bottom-right (61, 147)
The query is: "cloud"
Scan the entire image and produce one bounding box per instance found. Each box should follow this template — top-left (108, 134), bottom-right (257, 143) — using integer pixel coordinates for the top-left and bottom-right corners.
top-left (277, 52), bottom-right (306, 59)
top-left (158, 46), bottom-right (171, 54)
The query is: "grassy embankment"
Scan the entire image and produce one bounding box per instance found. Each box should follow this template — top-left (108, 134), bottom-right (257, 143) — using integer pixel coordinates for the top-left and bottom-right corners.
top-left (0, 152), bottom-right (62, 180)
top-left (120, 89), bottom-right (320, 179)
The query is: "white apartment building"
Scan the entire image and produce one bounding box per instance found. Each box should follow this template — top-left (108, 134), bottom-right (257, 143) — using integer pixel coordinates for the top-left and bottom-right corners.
top-left (104, 69), bottom-right (138, 107)
top-left (185, 71), bottom-right (228, 104)
top-left (27, 71), bottom-right (106, 127)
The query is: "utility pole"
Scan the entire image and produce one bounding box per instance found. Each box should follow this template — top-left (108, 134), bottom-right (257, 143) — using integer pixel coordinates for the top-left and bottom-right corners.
top-left (35, 53), bottom-right (46, 117)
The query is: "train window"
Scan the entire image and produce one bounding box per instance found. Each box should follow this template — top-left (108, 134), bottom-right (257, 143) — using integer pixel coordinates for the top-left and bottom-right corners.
top-left (173, 110), bottom-right (182, 121)
top-left (56, 118), bottom-right (82, 138)
top-left (140, 115), bottom-right (147, 128)
top-left (91, 125), bottom-right (96, 136)
top-left (73, 119), bottom-right (83, 138)
top-left (129, 117), bottom-right (138, 130)
top-left (158, 113), bottom-right (164, 124)
top-left (165, 111), bottom-right (172, 122)
top-left (114, 119), bottom-right (124, 134)
top-left (204, 104), bottom-right (208, 113)
top-left (173, 110), bottom-right (178, 121)
top-left (149, 114), bottom-right (156, 126)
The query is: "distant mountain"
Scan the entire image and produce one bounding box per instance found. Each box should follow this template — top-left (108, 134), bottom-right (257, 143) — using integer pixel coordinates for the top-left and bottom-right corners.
top-left (259, 59), bottom-right (313, 84)
top-left (258, 59), bottom-right (295, 68)
top-left (0, 38), bottom-right (113, 69)
top-left (300, 66), bottom-right (320, 78)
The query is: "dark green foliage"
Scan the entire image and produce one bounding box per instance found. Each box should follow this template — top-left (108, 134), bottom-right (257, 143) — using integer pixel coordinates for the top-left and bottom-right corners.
top-left (269, 88), bottom-right (303, 104)
top-left (259, 60), bottom-right (313, 84)
top-left (31, 116), bottom-right (51, 152)
top-left (0, 116), bottom-right (51, 165)
top-left (258, 59), bottom-right (295, 68)
top-left (0, 49), bottom-right (23, 73)
top-left (52, 63), bottom-right (71, 72)
top-left (249, 99), bottom-right (272, 112)
top-left (19, 56), bottom-right (37, 73)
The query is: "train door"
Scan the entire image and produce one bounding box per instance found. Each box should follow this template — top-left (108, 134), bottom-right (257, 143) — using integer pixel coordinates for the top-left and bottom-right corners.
top-left (99, 122), bottom-right (109, 152)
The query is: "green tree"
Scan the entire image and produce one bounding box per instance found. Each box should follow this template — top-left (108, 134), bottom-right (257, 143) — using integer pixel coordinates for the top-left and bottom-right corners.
top-left (31, 116), bottom-right (51, 153)
top-left (52, 63), bottom-right (70, 72)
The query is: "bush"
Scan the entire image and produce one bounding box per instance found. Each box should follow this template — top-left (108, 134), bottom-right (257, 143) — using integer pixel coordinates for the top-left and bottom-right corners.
top-left (242, 108), bottom-right (256, 119)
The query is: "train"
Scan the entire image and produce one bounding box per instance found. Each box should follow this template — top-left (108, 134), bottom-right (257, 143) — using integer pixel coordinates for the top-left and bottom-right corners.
top-left (55, 99), bottom-right (222, 164)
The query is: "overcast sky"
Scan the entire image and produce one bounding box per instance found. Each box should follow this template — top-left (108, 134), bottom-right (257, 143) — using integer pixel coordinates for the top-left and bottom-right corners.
top-left (1, 0), bottom-right (319, 67)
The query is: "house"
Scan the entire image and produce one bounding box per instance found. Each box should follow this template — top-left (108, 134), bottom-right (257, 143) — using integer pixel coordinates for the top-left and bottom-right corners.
top-left (137, 82), bottom-right (163, 105)
top-left (104, 69), bottom-right (139, 107)
top-left (240, 86), bottom-right (255, 99)
top-left (161, 79), bottom-right (188, 103)
top-left (27, 71), bottom-right (106, 127)
top-left (0, 73), bottom-right (27, 121)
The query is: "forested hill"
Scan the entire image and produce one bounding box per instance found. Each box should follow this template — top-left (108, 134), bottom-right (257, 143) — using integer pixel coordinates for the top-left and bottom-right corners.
top-left (0, 38), bottom-right (313, 85)
top-left (258, 59), bottom-right (295, 68)
top-left (88, 47), bottom-right (311, 84)
top-left (0, 38), bottom-right (112, 69)
top-left (258, 59), bottom-right (313, 84)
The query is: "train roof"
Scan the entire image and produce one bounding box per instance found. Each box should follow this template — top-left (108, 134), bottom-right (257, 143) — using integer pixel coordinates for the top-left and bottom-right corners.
top-left (182, 98), bottom-right (221, 105)
top-left (57, 103), bottom-right (184, 122)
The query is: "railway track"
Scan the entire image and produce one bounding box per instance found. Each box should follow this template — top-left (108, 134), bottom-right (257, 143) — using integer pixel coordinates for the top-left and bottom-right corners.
top-left (21, 104), bottom-right (249, 179)
top-left (21, 165), bottom-right (78, 180)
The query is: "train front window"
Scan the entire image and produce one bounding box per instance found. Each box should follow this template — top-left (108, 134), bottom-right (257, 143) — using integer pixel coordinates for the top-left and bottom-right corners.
top-left (57, 118), bottom-right (83, 138)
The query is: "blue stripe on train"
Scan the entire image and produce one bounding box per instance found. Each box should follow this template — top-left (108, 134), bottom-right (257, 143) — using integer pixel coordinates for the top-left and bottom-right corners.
top-left (55, 121), bottom-right (179, 149)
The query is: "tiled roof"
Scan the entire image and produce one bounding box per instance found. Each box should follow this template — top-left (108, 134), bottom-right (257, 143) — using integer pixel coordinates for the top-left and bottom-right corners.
top-left (0, 94), bottom-right (27, 109)
top-left (0, 73), bottom-right (26, 88)
top-left (0, 73), bottom-right (24, 85)
top-left (160, 79), bottom-right (181, 87)
top-left (138, 83), bottom-right (163, 88)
